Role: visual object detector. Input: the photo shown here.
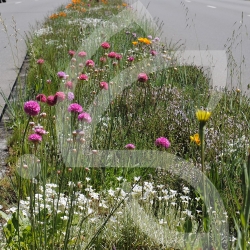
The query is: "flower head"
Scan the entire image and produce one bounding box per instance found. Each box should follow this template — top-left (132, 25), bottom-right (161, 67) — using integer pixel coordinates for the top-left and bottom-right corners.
top-left (36, 94), bottom-right (47, 103)
top-left (78, 112), bottom-right (92, 123)
top-left (108, 52), bottom-right (117, 58)
top-left (78, 74), bottom-right (88, 81)
top-left (34, 128), bottom-right (47, 136)
top-left (57, 71), bottom-right (67, 79)
top-left (115, 54), bottom-right (122, 60)
top-left (138, 73), bottom-right (148, 82)
top-left (68, 92), bottom-right (74, 101)
top-left (37, 58), bottom-right (44, 65)
top-left (55, 92), bottom-right (66, 102)
top-left (85, 59), bottom-right (95, 67)
top-left (155, 137), bottom-right (171, 149)
top-left (125, 144), bottom-right (135, 150)
top-left (65, 81), bottom-right (73, 89)
top-left (46, 95), bottom-right (57, 106)
top-left (24, 101), bottom-right (40, 116)
top-left (150, 50), bottom-right (157, 56)
top-left (190, 133), bottom-right (201, 146)
top-left (68, 103), bottom-right (83, 113)
top-left (99, 81), bottom-right (108, 90)
top-left (68, 50), bottom-right (75, 57)
top-left (196, 109), bottom-right (211, 123)
top-left (128, 56), bottom-right (134, 62)
top-left (101, 42), bottom-right (110, 49)
top-left (28, 134), bottom-right (42, 143)
top-left (78, 51), bottom-right (87, 57)
top-left (100, 57), bottom-right (107, 63)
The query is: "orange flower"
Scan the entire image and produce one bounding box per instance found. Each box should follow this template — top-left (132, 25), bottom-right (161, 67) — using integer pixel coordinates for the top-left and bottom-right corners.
top-left (66, 3), bottom-right (73, 8)
top-left (72, 0), bottom-right (81, 4)
top-left (190, 133), bottom-right (201, 146)
top-left (138, 37), bottom-right (152, 44)
top-left (132, 41), bottom-right (138, 45)
top-left (122, 2), bottom-right (127, 6)
top-left (49, 13), bottom-right (59, 19)
top-left (58, 12), bottom-right (67, 17)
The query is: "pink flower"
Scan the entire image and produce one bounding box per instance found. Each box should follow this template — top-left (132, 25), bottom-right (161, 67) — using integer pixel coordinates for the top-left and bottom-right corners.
top-left (78, 74), bottom-right (88, 81)
top-left (100, 57), bottom-right (107, 63)
top-left (24, 101), bottom-right (40, 116)
top-left (138, 73), bottom-right (148, 82)
top-left (85, 60), bottom-right (95, 67)
top-left (68, 92), bottom-right (74, 101)
top-left (57, 71), bottom-right (67, 79)
top-left (128, 56), bottom-right (134, 62)
top-left (101, 42), bottom-right (110, 49)
top-left (46, 95), bottom-right (57, 106)
top-left (36, 94), bottom-right (47, 103)
top-left (37, 58), bottom-right (44, 64)
top-left (68, 103), bottom-right (83, 113)
top-left (99, 82), bottom-right (108, 90)
top-left (115, 54), bottom-right (122, 60)
top-left (68, 50), bottom-right (75, 57)
top-left (78, 112), bottom-right (92, 123)
top-left (108, 52), bottom-right (117, 58)
top-left (55, 92), bottom-right (66, 102)
top-left (65, 81), bottom-right (73, 89)
top-left (47, 79), bottom-right (52, 84)
top-left (150, 50), bottom-right (157, 56)
top-left (125, 144), bottom-right (135, 150)
top-left (155, 137), bottom-right (171, 149)
top-left (34, 128), bottom-right (47, 136)
top-left (28, 133), bottom-right (42, 143)
top-left (78, 51), bottom-right (87, 57)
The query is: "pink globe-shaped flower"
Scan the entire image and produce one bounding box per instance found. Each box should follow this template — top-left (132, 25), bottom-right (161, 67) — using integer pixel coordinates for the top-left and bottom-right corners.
top-left (99, 82), bottom-right (108, 90)
top-left (155, 137), bottom-right (171, 149)
top-left (128, 56), bottom-right (134, 62)
top-left (101, 42), bottom-right (110, 49)
top-left (36, 94), bottom-right (47, 103)
top-left (28, 133), bottom-right (42, 143)
top-left (57, 71), bottom-right (67, 79)
top-left (85, 60), bottom-right (95, 67)
top-left (78, 51), bottom-right (87, 57)
top-left (78, 112), bottom-right (92, 123)
top-left (37, 58), bottom-right (44, 65)
top-left (100, 57), bottom-right (107, 63)
top-left (108, 52), bottom-right (117, 58)
top-left (125, 144), bottom-right (135, 150)
top-left (150, 50), bottom-right (157, 56)
top-left (115, 54), bottom-right (122, 60)
top-left (68, 103), bottom-right (83, 113)
top-left (34, 128), bottom-right (47, 136)
top-left (68, 50), bottom-right (75, 57)
top-left (68, 92), bottom-right (74, 101)
top-left (24, 101), bottom-right (40, 116)
top-left (65, 81), bottom-right (73, 89)
top-left (138, 73), bottom-right (148, 82)
top-left (46, 95), bottom-right (57, 106)
top-left (78, 74), bottom-right (88, 81)
top-left (55, 92), bottom-right (66, 102)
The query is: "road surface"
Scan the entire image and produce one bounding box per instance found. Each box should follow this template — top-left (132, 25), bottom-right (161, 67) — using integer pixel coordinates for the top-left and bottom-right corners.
top-left (135, 0), bottom-right (250, 95)
top-left (0, 0), bottom-right (69, 118)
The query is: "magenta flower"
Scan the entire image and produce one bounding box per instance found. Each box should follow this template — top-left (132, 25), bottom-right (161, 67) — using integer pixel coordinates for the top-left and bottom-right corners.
top-left (57, 71), bottom-right (67, 79)
top-left (78, 112), bottom-right (92, 123)
top-left (34, 128), bottom-right (47, 136)
top-left (68, 103), bottom-right (83, 113)
top-left (100, 57), bottom-right (107, 63)
top-left (24, 101), bottom-right (40, 116)
top-left (128, 56), bottom-right (134, 62)
top-left (108, 52), bottom-right (117, 58)
top-left (28, 133), bottom-right (42, 143)
top-left (155, 137), bottom-right (171, 149)
top-left (85, 60), bottom-right (95, 67)
top-left (65, 81), bottom-right (73, 89)
top-left (46, 95), bottom-right (57, 106)
top-left (78, 51), bottom-right (87, 57)
top-left (55, 92), bottom-right (66, 102)
top-left (36, 94), bottom-right (47, 103)
top-left (115, 54), bottom-right (122, 60)
top-left (150, 50), bottom-right (157, 56)
top-left (37, 58), bottom-right (44, 65)
top-left (125, 144), bottom-right (135, 150)
top-left (68, 92), bottom-right (74, 101)
top-left (68, 50), bottom-right (75, 57)
top-left (138, 73), bottom-right (148, 82)
top-left (101, 42), bottom-right (110, 49)
top-left (100, 81), bottom-right (108, 90)
top-left (78, 74), bottom-right (88, 81)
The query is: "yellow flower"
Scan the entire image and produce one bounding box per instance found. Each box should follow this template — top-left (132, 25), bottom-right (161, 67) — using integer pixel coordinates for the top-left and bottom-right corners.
top-left (138, 37), bottom-right (152, 44)
top-left (122, 2), bottom-right (127, 6)
top-left (190, 133), bottom-right (201, 146)
top-left (196, 109), bottom-right (211, 122)
top-left (132, 41), bottom-right (138, 45)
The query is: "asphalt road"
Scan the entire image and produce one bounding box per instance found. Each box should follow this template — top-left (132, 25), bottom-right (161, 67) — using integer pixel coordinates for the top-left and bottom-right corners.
top-left (0, 0), bottom-right (69, 117)
top-left (136, 0), bottom-right (250, 95)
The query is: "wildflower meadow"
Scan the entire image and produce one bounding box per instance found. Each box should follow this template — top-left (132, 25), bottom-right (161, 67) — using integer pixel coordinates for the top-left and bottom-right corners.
top-left (0, 0), bottom-right (250, 249)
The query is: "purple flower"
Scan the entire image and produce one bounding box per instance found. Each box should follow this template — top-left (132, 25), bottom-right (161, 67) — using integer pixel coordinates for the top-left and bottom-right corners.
top-left (24, 101), bottom-right (40, 116)
top-left (28, 133), bottom-right (42, 143)
top-left (34, 128), bottom-right (47, 136)
top-left (78, 112), bottom-right (92, 123)
top-left (68, 92), bottom-right (74, 101)
top-left (155, 137), bottom-right (170, 149)
top-left (132, 33), bottom-right (137, 38)
top-left (68, 103), bottom-right (83, 113)
top-left (57, 71), bottom-right (67, 79)
top-left (153, 37), bottom-right (160, 42)
top-left (125, 144), bottom-right (135, 150)
top-left (137, 73), bottom-right (148, 82)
